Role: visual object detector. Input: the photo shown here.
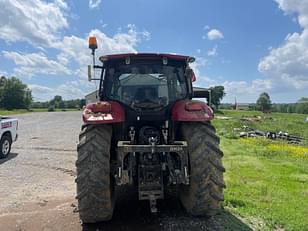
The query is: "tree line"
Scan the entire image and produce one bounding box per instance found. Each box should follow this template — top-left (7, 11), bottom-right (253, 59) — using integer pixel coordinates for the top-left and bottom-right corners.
top-left (220, 93), bottom-right (308, 114)
top-left (255, 93), bottom-right (308, 114)
top-left (32, 95), bottom-right (85, 111)
top-left (0, 76), bottom-right (85, 110)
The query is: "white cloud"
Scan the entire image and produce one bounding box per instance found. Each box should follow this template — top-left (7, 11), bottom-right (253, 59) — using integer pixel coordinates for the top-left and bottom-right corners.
top-left (0, 0), bottom-right (68, 47)
top-left (207, 29), bottom-right (224, 40)
top-left (0, 1), bottom-right (151, 100)
top-left (195, 73), bottom-right (272, 96)
top-left (194, 74), bottom-right (273, 102)
top-left (56, 81), bottom-right (91, 99)
top-left (0, 2), bottom-right (152, 101)
top-left (223, 79), bottom-right (272, 95)
top-left (3, 24), bottom-right (150, 81)
top-left (89, 0), bottom-right (102, 9)
top-left (190, 56), bottom-right (208, 78)
top-left (191, 56), bottom-right (272, 103)
top-left (54, 24), bottom-right (150, 79)
top-left (30, 80), bottom-right (96, 101)
top-left (29, 84), bottom-right (54, 95)
top-left (222, 79), bottom-right (273, 102)
top-left (207, 45), bottom-right (218, 56)
top-left (3, 51), bottom-right (71, 78)
top-left (275, 0), bottom-right (308, 28)
top-left (258, 0), bottom-right (308, 90)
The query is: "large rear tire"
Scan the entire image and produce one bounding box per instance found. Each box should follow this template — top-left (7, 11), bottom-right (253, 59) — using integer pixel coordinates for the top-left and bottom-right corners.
top-left (76, 125), bottom-right (114, 223)
top-left (180, 122), bottom-right (225, 216)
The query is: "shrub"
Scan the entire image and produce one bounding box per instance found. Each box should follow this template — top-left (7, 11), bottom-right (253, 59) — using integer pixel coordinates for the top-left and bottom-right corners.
top-left (48, 105), bottom-right (55, 112)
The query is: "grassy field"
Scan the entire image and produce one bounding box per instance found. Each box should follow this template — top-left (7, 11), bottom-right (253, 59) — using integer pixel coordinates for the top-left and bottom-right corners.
top-left (0, 108), bottom-right (79, 116)
top-left (0, 109), bottom-right (32, 115)
top-left (213, 110), bottom-right (308, 230)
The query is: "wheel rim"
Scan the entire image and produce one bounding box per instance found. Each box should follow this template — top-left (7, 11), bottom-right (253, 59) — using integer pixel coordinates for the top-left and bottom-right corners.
top-left (2, 140), bottom-right (10, 156)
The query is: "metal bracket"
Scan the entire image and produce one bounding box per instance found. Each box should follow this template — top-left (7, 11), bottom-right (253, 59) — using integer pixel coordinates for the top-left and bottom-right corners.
top-left (149, 195), bottom-right (158, 213)
top-left (116, 141), bottom-right (190, 185)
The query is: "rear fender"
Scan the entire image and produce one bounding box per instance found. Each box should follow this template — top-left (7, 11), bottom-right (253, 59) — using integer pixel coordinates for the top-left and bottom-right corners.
top-left (83, 101), bottom-right (125, 124)
top-left (171, 100), bottom-right (214, 122)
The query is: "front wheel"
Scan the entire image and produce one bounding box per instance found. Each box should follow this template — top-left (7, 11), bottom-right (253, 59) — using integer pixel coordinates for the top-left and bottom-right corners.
top-left (179, 122), bottom-right (225, 216)
top-left (0, 135), bottom-right (12, 158)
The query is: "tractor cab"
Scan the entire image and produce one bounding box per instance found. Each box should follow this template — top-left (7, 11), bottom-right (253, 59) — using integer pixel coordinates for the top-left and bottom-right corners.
top-left (99, 53), bottom-right (194, 112)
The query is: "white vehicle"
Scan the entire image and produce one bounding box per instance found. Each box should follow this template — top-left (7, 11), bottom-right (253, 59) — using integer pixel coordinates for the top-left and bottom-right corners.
top-left (0, 116), bottom-right (18, 158)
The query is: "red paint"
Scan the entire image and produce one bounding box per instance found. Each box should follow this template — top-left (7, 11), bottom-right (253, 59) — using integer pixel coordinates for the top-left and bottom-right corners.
top-left (171, 100), bottom-right (214, 122)
top-left (99, 53), bottom-right (195, 63)
top-left (1, 122), bottom-right (12, 129)
top-left (191, 70), bottom-right (196, 82)
top-left (83, 101), bottom-right (125, 124)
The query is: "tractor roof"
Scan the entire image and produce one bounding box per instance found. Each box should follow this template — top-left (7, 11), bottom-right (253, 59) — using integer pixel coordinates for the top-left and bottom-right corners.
top-left (99, 53), bottom-right (195, 64)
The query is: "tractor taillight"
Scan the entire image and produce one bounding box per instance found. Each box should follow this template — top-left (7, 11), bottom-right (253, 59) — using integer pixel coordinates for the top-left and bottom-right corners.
top-left (83, 101), bottom-right (124, 123)
top-left (84, 108), bottom-right (93, 115)
top-left (185, 102), bottom-right (203, 111)
top-left (94, 101), bottom-right (112, 113)
top-left (84, 102), bottom-right (112, 116)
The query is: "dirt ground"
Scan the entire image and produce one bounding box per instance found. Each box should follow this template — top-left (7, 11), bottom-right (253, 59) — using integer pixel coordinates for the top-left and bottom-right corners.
top-left (0, 112), bottom-right (253, 231)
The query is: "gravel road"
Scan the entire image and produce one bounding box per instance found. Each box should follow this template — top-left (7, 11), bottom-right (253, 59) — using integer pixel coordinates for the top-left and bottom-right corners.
top-left (0, 111), bottom-right (253, 231)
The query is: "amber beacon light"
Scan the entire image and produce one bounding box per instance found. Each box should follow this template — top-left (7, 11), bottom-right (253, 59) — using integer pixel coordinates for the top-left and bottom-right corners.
top-left (89, 36), bottom-right (97, 54)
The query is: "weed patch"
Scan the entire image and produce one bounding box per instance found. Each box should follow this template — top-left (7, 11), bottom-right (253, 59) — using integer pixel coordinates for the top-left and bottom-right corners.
top-left (214, 110), bottom-right (308, 230)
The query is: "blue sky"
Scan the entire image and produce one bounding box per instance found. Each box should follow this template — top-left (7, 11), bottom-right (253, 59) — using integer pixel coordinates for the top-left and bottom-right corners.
top-left (0, 0), bottom-right (307, 103)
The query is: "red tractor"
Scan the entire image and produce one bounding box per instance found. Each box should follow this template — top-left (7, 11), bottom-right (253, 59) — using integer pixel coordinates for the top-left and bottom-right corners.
top-left (76, 37), bottom-right (225, 223)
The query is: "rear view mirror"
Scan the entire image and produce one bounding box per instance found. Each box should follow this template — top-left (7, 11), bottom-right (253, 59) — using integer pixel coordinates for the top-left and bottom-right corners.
top-left (185, 68), bottom-right (196, 82)
top-left (88, 65), bottom-right (92, 81)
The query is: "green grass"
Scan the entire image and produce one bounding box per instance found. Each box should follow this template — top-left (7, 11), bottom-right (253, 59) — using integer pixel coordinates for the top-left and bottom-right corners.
top-left (0, 109), bottom-right (32, 115)
top-left (0, 108), bottom-right (80, 116)
top-left (213, 110), bottom-right (308, 230)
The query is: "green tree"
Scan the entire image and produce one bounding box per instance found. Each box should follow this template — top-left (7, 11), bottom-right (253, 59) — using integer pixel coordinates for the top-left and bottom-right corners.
top-left (296, 103), bottom-right (308, 114)
top-left (49, 95), bottom-right (63, 108)
top-left (256, 92), bottom-right (272, 112)
top-left (209, 86), bottom-right (226, 110)
top-left (295, 97), bottom-right (308, 114)
top-left (1, 77), bottom-right (32, 110)
top-left (0, 76), bottom-right (7, 106)
top-left (79, 99), bottom-right (86, 108)
top-left (23, 88), bottom-right (32, 110)
top-left (0, 76), bottom-right (6, 86)
top-left (297, 97), bottom-right (308, 103)
top-left (287, 104), bottom-right (296, 113)
top-left (59, 101), bottom-right (66, 110)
